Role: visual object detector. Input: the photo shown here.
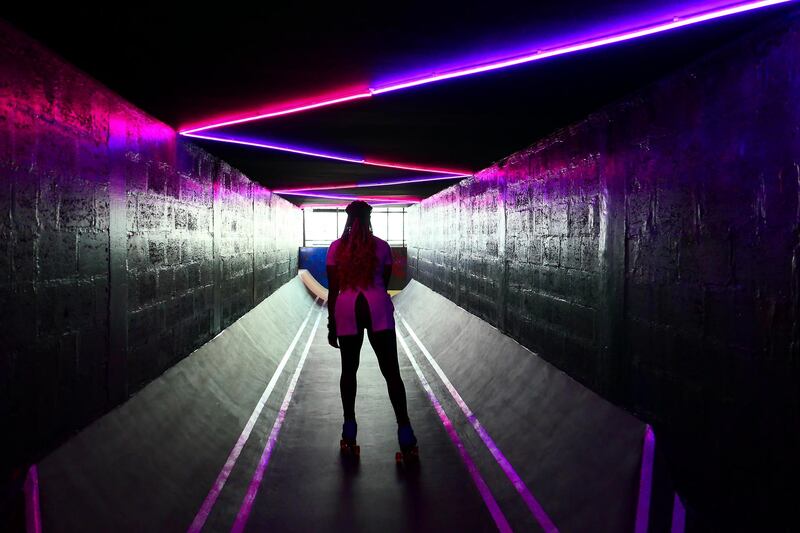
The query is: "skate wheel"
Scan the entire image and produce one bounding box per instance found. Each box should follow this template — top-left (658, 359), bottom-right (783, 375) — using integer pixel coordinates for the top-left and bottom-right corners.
top-left (340, 440), bottom-right (360, 458)
top-left (407, 447), bottom-right (420, 462)
top-left (395, 452), bottom-right (404, 464)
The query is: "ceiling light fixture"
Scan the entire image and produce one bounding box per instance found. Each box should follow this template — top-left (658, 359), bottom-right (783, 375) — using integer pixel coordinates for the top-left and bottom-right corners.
top-left (177, 0), bottom-right (793, 197)
top-left (274, 173), bottom-right (468, 194)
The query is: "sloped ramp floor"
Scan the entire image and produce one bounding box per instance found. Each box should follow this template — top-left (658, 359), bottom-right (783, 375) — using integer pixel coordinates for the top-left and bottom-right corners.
top-left (36, 276), bottom-right (647, 532)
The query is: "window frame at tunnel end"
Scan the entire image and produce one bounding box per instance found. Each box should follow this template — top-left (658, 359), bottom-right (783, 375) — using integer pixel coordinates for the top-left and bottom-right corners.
top-left (302, 206), bottom-right (407, 248)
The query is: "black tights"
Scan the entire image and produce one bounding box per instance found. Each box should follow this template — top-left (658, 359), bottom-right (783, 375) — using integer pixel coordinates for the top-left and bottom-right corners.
top-left (338, 294), bottom-right (410, 426)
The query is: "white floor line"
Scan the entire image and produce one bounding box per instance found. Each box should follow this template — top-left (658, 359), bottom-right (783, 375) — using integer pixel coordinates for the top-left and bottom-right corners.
top-left (231, 305), bottom-right (324, 533)
top-left (397, 329), bottom-right (512, 533)
top-left (188, 297), bottom-right (319, 533)
top-left (398, 312), bottom-right (559, 533)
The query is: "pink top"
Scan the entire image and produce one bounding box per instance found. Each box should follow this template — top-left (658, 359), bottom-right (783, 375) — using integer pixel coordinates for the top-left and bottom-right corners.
top-left (326, 236), bottom-right (395, 336)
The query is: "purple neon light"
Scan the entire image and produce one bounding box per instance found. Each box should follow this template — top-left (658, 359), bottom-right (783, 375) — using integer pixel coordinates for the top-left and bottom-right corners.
top-left (178, 1), bottom-right (790, 201)
top-left (188, 299), bottom-right (318, 533)
top-left (353, 174), bottom-right (470, 187)
top-left (231, 306), bottom-right (323, 533)
top-left (24, 465), bottom-right (41, 533)
top-left (181, 132), bottom-right (469, 176)
top-left (372, 0), bottom-right (794, 94)
top-left (180, 1), bottom-right (791, 135)
top-left (274, 174), bottom-right (468, 194)
top-left (671, 493), bottom-right (686, 533)
top-left (635, 425), bottom-right (656, 533)
top-left (277, 190), bottom-right (421, 202)
top-left (398, 314), bottom-right (559, 532)
top-left (300, 201), bottom-right (417, 209)
top-left (181, 132), bottom-right (364, 164)
top-left (396, 332), bottom-right (512, 533)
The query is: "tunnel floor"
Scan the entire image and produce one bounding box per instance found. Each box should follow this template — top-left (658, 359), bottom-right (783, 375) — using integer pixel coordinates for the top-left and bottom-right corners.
top-left (35, 276), bottom-right (648, 532)
top-left (221, 306), bottom-right (497, 533)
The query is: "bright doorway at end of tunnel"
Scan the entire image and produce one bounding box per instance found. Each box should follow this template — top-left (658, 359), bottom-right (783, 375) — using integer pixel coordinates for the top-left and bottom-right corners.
top-left (298, 206), bottom-right (409, 292)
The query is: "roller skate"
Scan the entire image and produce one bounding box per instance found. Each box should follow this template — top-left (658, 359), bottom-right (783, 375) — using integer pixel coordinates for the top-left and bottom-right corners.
top-left (395, 424), bottom-right (419, 466)
top-left (339, 420), bottom-right (360, 458)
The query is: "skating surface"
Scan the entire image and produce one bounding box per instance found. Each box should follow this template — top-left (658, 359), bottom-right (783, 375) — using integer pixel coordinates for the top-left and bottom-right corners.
top-left (37, 276), bottom-right (646, 532)
top-left (37, 278), bottom-right (497, 532)
top-left (225, 308), bottom-right (497, 533)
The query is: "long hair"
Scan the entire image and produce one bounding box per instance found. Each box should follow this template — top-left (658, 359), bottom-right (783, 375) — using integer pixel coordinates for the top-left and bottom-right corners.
top-left (335, 201), bottom-right (377, 290)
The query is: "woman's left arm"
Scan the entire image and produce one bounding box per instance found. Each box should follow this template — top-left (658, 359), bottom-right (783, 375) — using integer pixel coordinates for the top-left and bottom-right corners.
top-left (382, 242), bottom-right (393, 289)
top-left (326, 265), bottom-right (340, 348)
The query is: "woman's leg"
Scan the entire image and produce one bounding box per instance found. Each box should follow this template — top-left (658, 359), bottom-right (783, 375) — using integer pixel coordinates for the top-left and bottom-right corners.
top-left (367, 328), bottom-right (410, 426)
top-left (338, 332), bottom-right (363, 422)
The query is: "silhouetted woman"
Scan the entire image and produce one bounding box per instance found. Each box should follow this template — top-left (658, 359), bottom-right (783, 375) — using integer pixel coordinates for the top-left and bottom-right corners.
top-left (326, 200), bottom-right (417, 456)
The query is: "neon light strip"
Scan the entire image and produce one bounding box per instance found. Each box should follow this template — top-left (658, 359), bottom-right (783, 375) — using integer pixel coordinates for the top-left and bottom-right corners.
top-left (188, 299), bottom-right (318, 533)
top-left (671, 493), bottom-right (686, 533)
top-left (274, 174), bottom-right (468, 194)
top-left (181, 132), bottom-right (469, 176)
top-left (371, 0), bottom-right (795, 94)
top-left (276, 183), bottom-right (358, 193)
top-left (635, 425), bottom-right (656, 533)
top-left (300, 201), bottom-right (417, 209)
top-left (363, 158), bottom-right (472, 175)
top-left (179, 1), bottom-right (791, 135)
top-left (181, 133), bottom-right (364, 164)
top-left (399, 314), bottom-right (559, 532)
top-left (231, 306), bottom-right (323, 533)
top-left (396, 332), bottom-right (512, 533)
top-left (181, 91), bottom-right (371, 134)
top-left (277, 190), bottom-right (421, 202)
top-left (24, 465), bottom-right (41, 533)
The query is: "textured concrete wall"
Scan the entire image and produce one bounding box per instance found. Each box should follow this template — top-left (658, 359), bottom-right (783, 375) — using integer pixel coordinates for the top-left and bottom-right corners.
top-left (407, 14), bottom-right (800, 531)
top-left (0, 20), bottom-right (302, 484)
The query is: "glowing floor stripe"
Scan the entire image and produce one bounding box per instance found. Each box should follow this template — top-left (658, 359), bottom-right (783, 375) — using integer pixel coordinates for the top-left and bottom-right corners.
top-left (398, 313), bottom-right (559, 533)
top-left (24, 465), bottom-right (41, 533)
top-left (671, 493), bottom-right (686, 533)
top-left (634, 425), bottom-right (656, 533)
top-left (187, 298), bottom-right (318, 533)
top-left (396, 332), bottom-right (512, 533)
top-left (231, 306), bottom-right (324, 533)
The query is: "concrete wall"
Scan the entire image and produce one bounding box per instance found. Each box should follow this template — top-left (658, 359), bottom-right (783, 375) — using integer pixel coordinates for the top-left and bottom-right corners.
top-left (0, 20), bottom-right (302, 483)
top-left (407, 13), bottom-right (800, 531)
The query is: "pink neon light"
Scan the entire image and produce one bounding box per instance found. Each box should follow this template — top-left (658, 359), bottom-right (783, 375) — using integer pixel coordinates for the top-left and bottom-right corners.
top-left (274, 174), bottom-right (468, 194)
top-left (231, 307), bottom-right (323, 533)
top-left (275, 183), bottom-right (360, 193)
top-left (396, 332), bottom-right (512, 533)
top-left (354, 174), bottom-right (470, 187)
top-left (399, 314), bottom-right (558, 532)
top-left (180, 88), bottom-right (371, 134)
top-left (363, 158), bottom-right (472, 175)
top-left (180, 132), bottom-right (470, 176)
top-left (635, 425), bottom-right (656, 533)
top-left (179, 1), bottom-right (789, 137)
top-left (24, 465), bottom-right (41, 533)
top-left (300, 200), bottom-right (418, 209)
top-left (177, 1), bottom-right (790, 187)
top-left (277, 190), bottom-right (421, 202)
top-left (371, 0), bottom-right (794, 95)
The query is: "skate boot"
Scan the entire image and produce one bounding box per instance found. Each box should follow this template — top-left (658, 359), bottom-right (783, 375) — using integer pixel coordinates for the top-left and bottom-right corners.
top-left (395, 424), bottom-right (419, 465)
top-left (340, 419), bottom-right (360, 458)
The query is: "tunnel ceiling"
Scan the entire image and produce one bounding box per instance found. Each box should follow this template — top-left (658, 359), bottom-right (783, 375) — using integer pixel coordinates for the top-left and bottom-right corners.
top-left (3, 1), bottom-right (795, 206)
